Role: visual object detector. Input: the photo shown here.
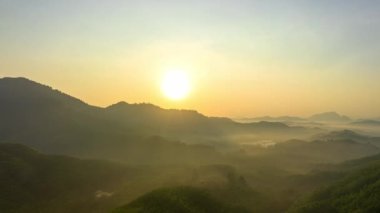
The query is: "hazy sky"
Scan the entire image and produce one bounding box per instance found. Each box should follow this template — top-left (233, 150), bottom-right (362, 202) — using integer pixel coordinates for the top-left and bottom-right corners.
top-left (1, 0), bottom-right (379, 118)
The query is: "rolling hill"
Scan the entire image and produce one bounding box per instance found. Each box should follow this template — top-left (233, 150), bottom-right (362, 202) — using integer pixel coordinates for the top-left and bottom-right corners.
top-left (242, 134), bottom-right (380, 173)
top-left (0, 77), bottom-right (319, 162)
top-left (0, 143), bottom-right (134, 212)
top-left (313, 130), bottom-right (380, 147)
top-left (309, 112), bottom-right (351, 123)
top-left (0, 143), bottom-right (264, 212)
top-left (112, 187), bottom-right (249, 213)
top-left (289, 154), bottom-right (380, 213)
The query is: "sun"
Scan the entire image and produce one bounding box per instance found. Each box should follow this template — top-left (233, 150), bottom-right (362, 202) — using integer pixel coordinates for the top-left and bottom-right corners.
top-left (161, 70), bottom-right (190, 100)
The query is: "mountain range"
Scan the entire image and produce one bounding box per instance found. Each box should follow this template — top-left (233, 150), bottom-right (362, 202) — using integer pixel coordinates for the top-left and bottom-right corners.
top-left (240, 112), bottom-right (371, 124)
top-left (0, 77), bottom-right (319, 162)
top-left (1, 77), bottom-right (380, 212)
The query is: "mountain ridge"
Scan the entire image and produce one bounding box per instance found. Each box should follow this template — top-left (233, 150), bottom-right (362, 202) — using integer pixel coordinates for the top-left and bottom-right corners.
top-left (0, 77), bottom-right (318, 162)
top-left (309, 111), bottom-right (352, 123)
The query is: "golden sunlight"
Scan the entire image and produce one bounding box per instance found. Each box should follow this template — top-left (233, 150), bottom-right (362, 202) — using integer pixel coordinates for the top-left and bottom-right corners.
top-left (161, 70), bottom-right (191, 100)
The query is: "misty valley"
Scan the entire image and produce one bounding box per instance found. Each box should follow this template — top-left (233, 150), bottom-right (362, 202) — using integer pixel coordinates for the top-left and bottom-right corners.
top-left (0, 77), bottom-right (380, 212)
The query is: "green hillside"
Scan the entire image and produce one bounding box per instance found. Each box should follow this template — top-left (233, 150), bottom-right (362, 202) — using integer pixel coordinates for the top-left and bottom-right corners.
top-left (0, 77), bottom-right (319, 162)
top-left (0, 143), bottom-right (261, 212)
top-left (0, 143), bottom-right (134, 212)
top-left (289, 159), bottom-right (380, 212)
top-left (112, 187), bottom-right (249, 213)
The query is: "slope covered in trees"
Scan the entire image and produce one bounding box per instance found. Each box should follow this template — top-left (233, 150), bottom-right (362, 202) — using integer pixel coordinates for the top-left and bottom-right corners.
top-left (0, 143), bottom-right (134, 212)
top-left (290, 155), bottom-right (380, 212)
top-left (112, 187), bottom-right (250, 213)
top-left (0, 77), bottom-right (320, 161)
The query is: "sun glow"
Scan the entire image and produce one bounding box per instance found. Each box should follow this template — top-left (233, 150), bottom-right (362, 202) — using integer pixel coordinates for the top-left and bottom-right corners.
top-left (161, 70), bottom-right (191, 100)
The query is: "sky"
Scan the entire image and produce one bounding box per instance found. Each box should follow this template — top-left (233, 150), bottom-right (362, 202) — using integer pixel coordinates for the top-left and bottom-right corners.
top-left (0, 0), bottom-right (379, 118)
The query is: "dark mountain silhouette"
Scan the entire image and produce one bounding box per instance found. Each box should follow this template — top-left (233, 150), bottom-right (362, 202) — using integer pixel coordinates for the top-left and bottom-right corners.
top-left (0, 77), bottom-right (317, 161)
top-left (0, 77), bottom-right (87, 109)
top-left (309, 112), bottom-right (351, 123)
top-left (103, 101), bottom-right (236, 141)
top-left (103, 101), bottom-right (315, 143)
top-left (3, 77), bottom-right (379, 212)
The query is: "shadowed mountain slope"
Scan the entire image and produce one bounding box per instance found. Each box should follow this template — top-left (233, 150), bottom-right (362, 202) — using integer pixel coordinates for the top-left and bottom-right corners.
top-left (0, 143), bottom-right (135, 213)
top-left (0, 77), bottom-right (318, 161)
top-left (289, 155), bottom-right (380, 213)
top-left (0, 143), bottom-right (264, 213)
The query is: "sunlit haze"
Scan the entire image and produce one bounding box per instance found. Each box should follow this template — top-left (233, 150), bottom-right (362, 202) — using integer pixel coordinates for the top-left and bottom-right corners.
top-left (2, 1), bottom-right (380, 212)
top-left (1, 0), bottom-right (380, 118)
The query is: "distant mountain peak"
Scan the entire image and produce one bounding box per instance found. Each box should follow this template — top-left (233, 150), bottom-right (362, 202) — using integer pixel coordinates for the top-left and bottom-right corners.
top-left (106, 101), bottom-right (130, 108)
top-left (106, 101), bottom-right (163, 111)
top-left (309, 111), bottom-right (351, 122)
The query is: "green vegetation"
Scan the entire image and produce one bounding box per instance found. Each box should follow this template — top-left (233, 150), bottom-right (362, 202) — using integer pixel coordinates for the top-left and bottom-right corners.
top-left (290, 164), bottom-right (380, 213)
top-left (1, 78), bottom-right (380, 212)
top-left (0, 77), bottom-right (321, 164)
top-left (113, 187), bottom-right (249, 213)
top-left (0, 143), bottom-right (267, 212)
top-left (0, 143), bottom-right (133, 213)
